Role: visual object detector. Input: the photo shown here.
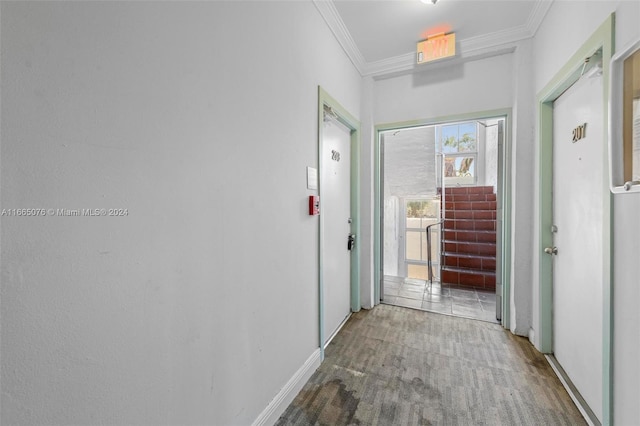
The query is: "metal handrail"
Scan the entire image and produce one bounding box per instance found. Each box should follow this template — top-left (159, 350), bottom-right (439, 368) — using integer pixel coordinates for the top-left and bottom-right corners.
top-left (426, 219), bottom-right (444, 285)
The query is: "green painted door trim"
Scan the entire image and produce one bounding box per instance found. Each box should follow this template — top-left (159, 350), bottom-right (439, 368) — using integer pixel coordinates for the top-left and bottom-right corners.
top-left (535, 14), bottom-right (614, 425)
top-left (373, 108), bottom-right (513, 330)
top-left (317, 87), bottom-right (361, 359)
top-left (500, 118), bottom-right (513, 332)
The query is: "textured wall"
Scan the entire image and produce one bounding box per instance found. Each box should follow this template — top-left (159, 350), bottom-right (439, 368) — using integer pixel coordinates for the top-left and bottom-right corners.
top-left (0, 2), bottom-right (361, 424)
top-left (383, 127), bottom-right (437, 198)
top-left (374, 54), bottom-right (514, 124)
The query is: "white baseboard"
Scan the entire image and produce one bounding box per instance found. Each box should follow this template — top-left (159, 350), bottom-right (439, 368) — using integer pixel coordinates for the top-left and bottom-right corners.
top-left (545, 355), bottom-right (601, 426)
top-left (252, 348), bottom-right (321, 426)
top-left (324, 313), bottom-right (351, 349)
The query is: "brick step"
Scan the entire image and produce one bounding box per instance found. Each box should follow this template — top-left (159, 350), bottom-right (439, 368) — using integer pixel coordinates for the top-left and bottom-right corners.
top-left (444, 201), bottom-right (497, 211)
top-left (443, 219), bottom-right (496, 231)
top-left (443, 240), bottom-right (496, 256)
top-left (446, 210), bottom-right (496, 220)
top-left (445, 193), bottom-right (496, 202)
top-left (441, 266), bottom-right (496, 289)
top-left (440, 186), bottom-right (494, 195)
top-left (443, 229), bottom-right (496, 243)
top-left (443, 252), bottom-right (496, 271)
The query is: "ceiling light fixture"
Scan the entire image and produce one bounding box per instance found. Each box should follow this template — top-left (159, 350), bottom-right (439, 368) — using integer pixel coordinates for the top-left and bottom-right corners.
top-left (420, 0), bottom-right (438, 4)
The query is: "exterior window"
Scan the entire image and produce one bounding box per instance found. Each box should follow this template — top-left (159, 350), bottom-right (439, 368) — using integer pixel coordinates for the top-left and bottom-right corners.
top-left (441, 122), bottom-right (477, 185)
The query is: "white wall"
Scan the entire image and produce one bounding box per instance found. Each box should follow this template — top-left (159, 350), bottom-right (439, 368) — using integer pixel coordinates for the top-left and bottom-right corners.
top-left (510, 38), bottom-right (535, 337)
top-left (0, 2), bottom-right (361, 425)
top-left (533, 1), bottom-right (640, 96)
top-left (530, 1), bottom-right (640, 423)
top-left (383, 127), bottom-right (437, 198)
top-left (483, 119), bottom-right (499, 191)
top-left (359, 76), bottom-right (375, 308)
top-left (383, 196), bottom-right (400, 276)
top-left (612, 195), bottom-right (640, 425)
top-left (374, 53), bottom-right (514, 124)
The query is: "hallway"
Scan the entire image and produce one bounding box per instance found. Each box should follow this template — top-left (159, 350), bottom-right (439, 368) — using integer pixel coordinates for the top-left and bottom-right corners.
top-left (277, 304), bottom-right (585, 425)
top-left (2, 2), bottom-right (639, 424)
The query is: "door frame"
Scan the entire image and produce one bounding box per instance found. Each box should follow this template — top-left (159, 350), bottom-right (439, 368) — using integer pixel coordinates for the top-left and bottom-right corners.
top-left (317, 87), bottom-right (361, 359)
top-left (536, 14), bottom-right (614, 425)
top-left (373, 108), bottom-right (513, 329)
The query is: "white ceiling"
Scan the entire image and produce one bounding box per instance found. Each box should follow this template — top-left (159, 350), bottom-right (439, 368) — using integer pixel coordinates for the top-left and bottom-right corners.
top-left (315, 0), bottom-right (553, 77)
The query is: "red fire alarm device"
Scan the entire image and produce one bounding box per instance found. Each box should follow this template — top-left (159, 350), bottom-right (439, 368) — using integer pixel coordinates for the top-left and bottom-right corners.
top-left (309, 195), bottom-right (320, 216)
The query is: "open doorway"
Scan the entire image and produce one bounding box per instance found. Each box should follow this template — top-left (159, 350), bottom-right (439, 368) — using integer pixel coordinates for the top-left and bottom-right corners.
top-left (379, 116), bottom-right (506, 323)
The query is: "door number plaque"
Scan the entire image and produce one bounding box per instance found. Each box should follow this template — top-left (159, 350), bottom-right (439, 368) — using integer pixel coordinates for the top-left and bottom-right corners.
top-left (572, 123), bottom-right (587, 143)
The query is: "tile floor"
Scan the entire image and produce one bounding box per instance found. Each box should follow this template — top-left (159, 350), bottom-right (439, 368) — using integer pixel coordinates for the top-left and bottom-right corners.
top-left (381, 275), bottom-right (498, 323)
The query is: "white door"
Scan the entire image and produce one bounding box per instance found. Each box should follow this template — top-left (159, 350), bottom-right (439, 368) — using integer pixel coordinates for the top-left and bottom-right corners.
top-left (551, 73), bottom-right (603, 421)
top-left (322, 116), bottom-right (352, 345)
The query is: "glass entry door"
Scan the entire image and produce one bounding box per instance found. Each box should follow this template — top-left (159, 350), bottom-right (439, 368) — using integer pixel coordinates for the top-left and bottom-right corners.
top-left (403, 199), bottom-right (440, 280)
top-left (381, 125), bottom-right (437, 280)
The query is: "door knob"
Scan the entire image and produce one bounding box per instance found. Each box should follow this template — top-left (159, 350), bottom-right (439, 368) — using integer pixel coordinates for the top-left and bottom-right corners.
top-left (544, 246), bottom-right (558, 255)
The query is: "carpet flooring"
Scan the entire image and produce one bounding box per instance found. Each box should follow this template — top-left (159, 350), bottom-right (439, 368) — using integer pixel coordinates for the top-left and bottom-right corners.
top-left (276, 304), bottom-right (586, 426)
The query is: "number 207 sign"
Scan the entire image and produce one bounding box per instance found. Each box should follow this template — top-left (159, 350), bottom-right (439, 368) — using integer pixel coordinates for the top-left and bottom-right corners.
top-left (573, 123), bottom-right (587, 143)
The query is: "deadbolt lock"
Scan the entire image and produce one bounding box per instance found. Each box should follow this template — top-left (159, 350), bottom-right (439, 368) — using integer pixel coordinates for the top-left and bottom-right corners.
top-left (347, 234), bottom-right (356, 251)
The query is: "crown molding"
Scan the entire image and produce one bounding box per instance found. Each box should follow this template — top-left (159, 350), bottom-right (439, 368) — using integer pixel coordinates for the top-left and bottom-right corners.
top-left (526, 0), bottom-right (554, 37)
top-left (315, 0), bottom-right (553, 79)
top-left (312, 0), bottom-right (366, 75)
top-left (460, 23), bottom-right (531, 53)
top-left (363, 24), bottom-right (527, 78)
top-left (367, 45), bottom-right (517, 80)
top-left (364, 52), bottom-right (415, 77)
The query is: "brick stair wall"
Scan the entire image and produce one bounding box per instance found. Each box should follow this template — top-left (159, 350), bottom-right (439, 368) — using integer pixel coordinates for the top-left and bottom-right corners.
top-left (439, 186), bottom-right (496, 290)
